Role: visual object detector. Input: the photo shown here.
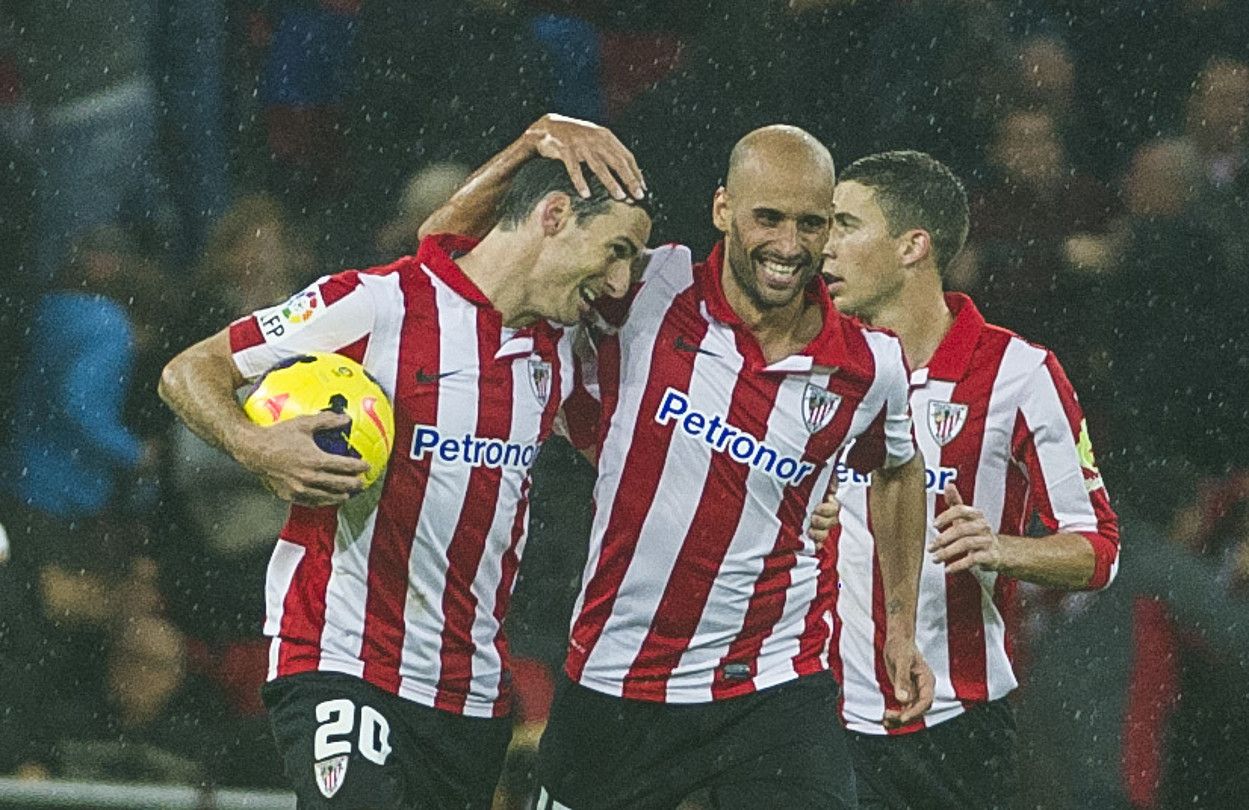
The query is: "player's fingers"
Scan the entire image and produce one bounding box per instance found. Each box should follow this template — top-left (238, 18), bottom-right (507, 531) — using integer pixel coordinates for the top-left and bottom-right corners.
top-left (944, 549), bottom-right (991, 575)
top-left (599, 133), bottom-right (646, 198)
top-left (557, 150), bottom-right (592, 198)
top-left (311, 453), bottom-right (372, 476)
top-left (931, 536), bottom-right (981, 564)
top-left (582, 151), bottom-right (627, 201)
top-left (299, 410), bottom-right (353, 433)
top-left (930, 521), bottom-right (980, 550)
top-left (944, 482), bottom-right (965, 507)
top-left (306, 471), bottom-right (368, 496)
top-left (285, 481), bottom-right (356, 507)
top-left (932, 504), bottom-right (978, 529)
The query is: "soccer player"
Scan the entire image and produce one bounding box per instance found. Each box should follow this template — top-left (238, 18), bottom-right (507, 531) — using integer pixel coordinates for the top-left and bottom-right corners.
top-left (423, 121), bottom-right (934, 810)
top-left (816, 150), bottom-right (1120, 809)
top-left (157, 117), bottom-right (650, 810)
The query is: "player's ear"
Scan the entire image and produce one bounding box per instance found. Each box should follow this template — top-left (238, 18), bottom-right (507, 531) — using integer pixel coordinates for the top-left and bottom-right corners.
top-left (712, 187), bottom-right (731, 234)
top-left (898, 228), bottom-right (932, 269)
top-left (539, 192), bottom-right (574, 237)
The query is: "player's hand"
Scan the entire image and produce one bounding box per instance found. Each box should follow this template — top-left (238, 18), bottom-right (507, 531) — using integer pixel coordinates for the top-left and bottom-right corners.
top-left (930, 483), bottom-right (1004, 574)
top-left (807, 475), bottom-right (841, 551)
top-left (524, 114), bottom-right (646, 201)
top-left (238, 411), bottom-right (371, 507)
top-left (881, 636), bottom-right (935, 729)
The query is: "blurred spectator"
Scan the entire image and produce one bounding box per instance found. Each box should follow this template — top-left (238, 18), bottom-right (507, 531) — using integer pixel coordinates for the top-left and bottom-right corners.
top-left (1105, 138), bottom-right (1249, 473)
top-left (50, 615), bottom-right (240, 785)
top-left (5, 0), bottom-right (175, 282)
top-left (1184, 55), bottom-right (1249, 192)
top-left (347, 0), bottom-right (555, 259)
top-left (953, 108), bottom-right (1118, 373)
top-left (374, 162), bottom-right (471, 260)
top-left (0, 227), bottom-right (156, 529)
top-left (164, 195), bottom-right (312, 642)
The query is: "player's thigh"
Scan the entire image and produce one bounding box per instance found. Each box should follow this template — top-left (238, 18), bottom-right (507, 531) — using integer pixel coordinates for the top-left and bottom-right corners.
top-left (263, 672), bottom-right (406, 809)
top-left (706, 673), bottom-right (857, 810)
top-left (848, 700), bottom-right (1020, 810)
top-left (399, 700), bottom-right (512, 810)
top-left (536, 683), bottom-right (684, 810)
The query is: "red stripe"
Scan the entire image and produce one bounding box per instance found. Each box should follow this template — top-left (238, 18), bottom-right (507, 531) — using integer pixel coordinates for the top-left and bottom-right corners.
top-left (358, 266), bottom-right (439, 692)
top-left (489, 477), bottom-right (530, 718)
top-left (229, 316), bottom-right (265, 353)
top-left (486, 329), bottom-right (564, 717)
top-left (275, 507), bottom-right (338, 675)
top-left (792, 386), bottom-right (875, 680)
top-left (435, 312), bottom-right (510, 712)
top-left (941, 330), bottom-right (1010, 705)
top-left (565, 285), bottom-right (707, 683)
top-left (624, 369), bottom-right (783, 700)
top-left (320, 270), bottom-right (362, 305)
top-left (1122, 598), bottom-right (1179, 808)
top-left (336, 334), bottom-right (369, 364)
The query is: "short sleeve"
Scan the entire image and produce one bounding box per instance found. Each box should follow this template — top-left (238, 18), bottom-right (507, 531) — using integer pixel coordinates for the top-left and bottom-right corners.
top-left (845, 332), bottom-right (917, 472)
top-left (228, 271), bottom-right (377, 380)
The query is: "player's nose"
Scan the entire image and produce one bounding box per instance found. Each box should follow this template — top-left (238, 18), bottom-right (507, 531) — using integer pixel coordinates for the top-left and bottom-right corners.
top-left (604, 261), bottom-right (631, 298)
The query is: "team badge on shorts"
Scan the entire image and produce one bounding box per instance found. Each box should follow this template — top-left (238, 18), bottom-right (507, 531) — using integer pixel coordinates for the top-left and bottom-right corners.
top-left (802, 384), bottom-right (841, 433)
top-left (529, 358), bottom-right (552, 406)
top-left (927, 400), bottom-right (969, 446)
top-left (314, 754), bottom-right (348, 799)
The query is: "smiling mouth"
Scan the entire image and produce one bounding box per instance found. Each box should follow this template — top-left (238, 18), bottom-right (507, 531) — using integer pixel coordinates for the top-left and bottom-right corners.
top-left (756, 256), bottom-right (807, 288)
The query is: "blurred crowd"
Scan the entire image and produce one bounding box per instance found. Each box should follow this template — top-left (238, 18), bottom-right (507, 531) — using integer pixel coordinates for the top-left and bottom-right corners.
top-left (0, 0), bottom-right (1247, 807)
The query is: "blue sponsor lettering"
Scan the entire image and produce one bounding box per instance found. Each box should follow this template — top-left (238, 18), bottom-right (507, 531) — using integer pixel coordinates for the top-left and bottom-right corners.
top-left (655, 387), bottom-right (816, 486)
top-left (834, 462), bottom-right (957, 494)
top-left (411, 426), bottom-right (538, 469)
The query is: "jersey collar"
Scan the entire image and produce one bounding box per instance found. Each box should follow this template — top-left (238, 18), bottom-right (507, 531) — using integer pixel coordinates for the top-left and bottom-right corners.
top-left (416, 233), bottom-right (491, 307)
top-left (921, 292), bottom-right (985, 383)
top-left (697, 240), bottom-right (849, 372)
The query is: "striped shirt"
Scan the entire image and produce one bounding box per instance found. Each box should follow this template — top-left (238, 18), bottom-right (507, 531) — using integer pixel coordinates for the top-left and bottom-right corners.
top-left (565, 243), bottom-right (917, 703)
top-left (832, 293), bottom-right (1120, 734)
top-left (229, 234), bottom-right (575, 718)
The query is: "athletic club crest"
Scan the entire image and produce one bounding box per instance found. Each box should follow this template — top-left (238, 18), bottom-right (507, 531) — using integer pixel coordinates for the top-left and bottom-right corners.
top-left (314, 754), bottom-right (348, 799)
top-left (528, 358), bottom-right (552, 406)
top-left (802, 384), bottom-right (841, 433)
top-left (927, 400), bottom-right (969, 446)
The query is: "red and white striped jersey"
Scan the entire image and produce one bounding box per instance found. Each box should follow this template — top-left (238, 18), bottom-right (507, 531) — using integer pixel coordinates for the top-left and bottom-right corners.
top-left (564, 243), bottom-right (917, 703)
top-left (832, 293), bottom-right (1120, 734)
top-left (228, 234), bottom-right (575, 718)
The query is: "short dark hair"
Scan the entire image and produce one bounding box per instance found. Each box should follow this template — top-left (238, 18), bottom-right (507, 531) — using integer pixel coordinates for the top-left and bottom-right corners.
top-left (497, 159), bottom-right (653, 229)
top-left (838, 151), bottom-right (969, 274)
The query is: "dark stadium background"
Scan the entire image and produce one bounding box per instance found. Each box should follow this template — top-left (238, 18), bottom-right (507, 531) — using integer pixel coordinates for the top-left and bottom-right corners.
top-left (1, 1), bottom-right (1247, 807)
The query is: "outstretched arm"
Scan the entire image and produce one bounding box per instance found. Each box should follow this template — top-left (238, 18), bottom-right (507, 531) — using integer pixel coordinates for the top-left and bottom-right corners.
top-left (418, 113), bottom-right (647, 240)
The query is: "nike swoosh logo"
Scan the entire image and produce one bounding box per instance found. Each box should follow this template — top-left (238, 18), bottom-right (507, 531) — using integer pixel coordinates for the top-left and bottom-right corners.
top-left (416, 369), bottom-right (459, 384)
top-left (674, 335), bottom-right (720, 357)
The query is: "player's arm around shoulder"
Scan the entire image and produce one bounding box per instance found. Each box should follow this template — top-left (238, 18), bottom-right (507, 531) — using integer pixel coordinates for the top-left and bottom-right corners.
top-left (158, 329), bottom-right (368, 507)
top-left (931, 350), bottom-right (1119, 590)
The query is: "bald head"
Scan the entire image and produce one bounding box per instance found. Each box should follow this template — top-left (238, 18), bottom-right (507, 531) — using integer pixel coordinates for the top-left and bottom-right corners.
top-left (726, 125), bottom-right (836, 193)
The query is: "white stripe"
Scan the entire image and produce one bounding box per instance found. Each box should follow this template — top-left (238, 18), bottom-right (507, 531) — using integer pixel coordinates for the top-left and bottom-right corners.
top-left (569, 257), bottom-right (695, 644)
top-left (317, 274), bottom-right (404, 677)
top-left (751, 373), bottom-right (835, 686)
top-left (580, 321), bottom-right (734, 695)
top-left (1022, 351), bottom-right (1100, 532)
top-left (536, 787), bottom-right (575, 810)
top-left (399, 271), bottom-right (481, 699)
top-left (263, 539), bottom-right (305, 680)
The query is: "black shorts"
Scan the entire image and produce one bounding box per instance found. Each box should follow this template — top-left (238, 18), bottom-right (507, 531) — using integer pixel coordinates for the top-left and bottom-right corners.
top-left (848, 697), bottom-right (1020, 810)
top-left (535, 672), bottom-right (857, 810)
top-left (262, 672), bottom-right (512, 810)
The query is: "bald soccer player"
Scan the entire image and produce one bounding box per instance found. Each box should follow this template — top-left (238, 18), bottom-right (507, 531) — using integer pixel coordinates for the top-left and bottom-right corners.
top-left (422, 119), bottom-right (934, 810)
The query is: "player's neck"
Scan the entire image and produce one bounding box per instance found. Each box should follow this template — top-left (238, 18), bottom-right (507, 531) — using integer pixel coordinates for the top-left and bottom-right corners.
top-left (722, 269), bottom-right (821, 363)
top-left (456, 230), bottom-right (542, 327)
top-left (871, 274), bottom-right (953, 371)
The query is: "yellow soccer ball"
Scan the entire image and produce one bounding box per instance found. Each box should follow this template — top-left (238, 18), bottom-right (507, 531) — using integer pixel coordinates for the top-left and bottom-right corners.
top-left (243, 352), bottom-right (395, 488)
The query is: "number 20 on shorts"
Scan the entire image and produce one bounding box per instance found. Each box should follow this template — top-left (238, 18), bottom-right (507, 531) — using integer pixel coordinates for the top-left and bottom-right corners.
top-left (314, 698), bottom-right (394, 765)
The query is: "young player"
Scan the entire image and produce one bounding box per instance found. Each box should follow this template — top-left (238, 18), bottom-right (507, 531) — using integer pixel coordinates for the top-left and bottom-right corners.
top-left (159, 121), bottom-right (650, 810)
top-left (817, 150), bottom-right (1120, 808)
